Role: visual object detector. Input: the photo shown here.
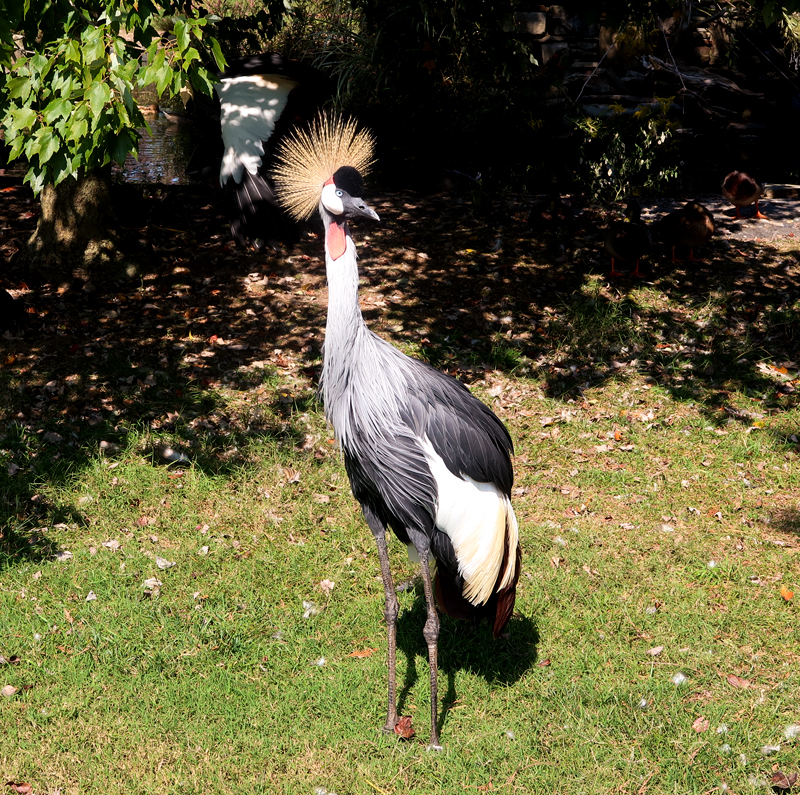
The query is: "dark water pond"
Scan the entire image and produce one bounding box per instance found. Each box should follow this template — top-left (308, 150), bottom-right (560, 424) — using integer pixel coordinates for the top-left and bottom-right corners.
top-left (115, 116), bottom-right (204, 185)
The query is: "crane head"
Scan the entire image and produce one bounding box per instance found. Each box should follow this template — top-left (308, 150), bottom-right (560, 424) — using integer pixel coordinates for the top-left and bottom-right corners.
top-left (272, 114), bottom-right (375, 221)
top-left (321, 166), bottom-right (380, 222)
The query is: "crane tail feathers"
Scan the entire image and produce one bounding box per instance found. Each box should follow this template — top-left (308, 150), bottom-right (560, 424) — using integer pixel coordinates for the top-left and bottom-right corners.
top-left (226, 170), bottom-right (298, 247)
top-left (433, 505), bottom-right (520, 637)
top-left (491, 529), bottom-right (521, 638)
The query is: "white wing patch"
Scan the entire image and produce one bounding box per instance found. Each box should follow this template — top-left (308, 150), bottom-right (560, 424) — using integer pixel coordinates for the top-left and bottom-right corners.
top-left (420, 437), bottom-right (518, 606)
top-left (216, 74), bottom-right (298, 186)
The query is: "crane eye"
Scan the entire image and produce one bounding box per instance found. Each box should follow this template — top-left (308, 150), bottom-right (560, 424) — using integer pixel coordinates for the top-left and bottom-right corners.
top-left (336, 190), bottom-right (343, 197)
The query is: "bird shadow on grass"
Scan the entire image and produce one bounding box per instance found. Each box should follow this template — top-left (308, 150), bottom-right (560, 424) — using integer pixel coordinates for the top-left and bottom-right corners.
top-left (772, 505), bottom-right (800, 541)
top-left (395, 596), bottom-right (539, 736)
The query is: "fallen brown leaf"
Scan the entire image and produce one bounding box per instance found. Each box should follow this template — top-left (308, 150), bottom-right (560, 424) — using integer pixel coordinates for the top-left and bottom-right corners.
top-left (692, 716), bottom-right (709, 733)
top-left (394, 715), bottom-right (415, 740)
top-left (772, 770), bottom-right (799, 790)
top-left (6, 783), bottom-right (33, 795)
top-left (726, 674), bottom-right (752, 689)
top-left (781, 584), bottom-right (794, 601)
top-left (347, 648), bottom-right (378, 658)
top-left (582, 564), bottom-right (599, 578)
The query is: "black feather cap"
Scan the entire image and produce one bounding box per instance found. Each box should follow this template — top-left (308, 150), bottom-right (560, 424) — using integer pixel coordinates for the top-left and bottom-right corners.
top-left (333, 166), bottom-right (365, 198)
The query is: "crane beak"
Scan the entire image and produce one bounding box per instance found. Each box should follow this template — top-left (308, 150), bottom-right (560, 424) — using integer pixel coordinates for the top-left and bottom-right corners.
top-left (350, 198), bottom-right (380, 222)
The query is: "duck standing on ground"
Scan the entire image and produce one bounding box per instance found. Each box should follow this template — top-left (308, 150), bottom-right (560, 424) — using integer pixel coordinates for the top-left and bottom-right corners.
top-left (653, 200), bottom-right (715, 262)
top-left (604, 199), bottom-right (651, 277)
top-left (528, 194), bottom-right (576, 257)
top-left (722, 171), bottom-right (766, 219)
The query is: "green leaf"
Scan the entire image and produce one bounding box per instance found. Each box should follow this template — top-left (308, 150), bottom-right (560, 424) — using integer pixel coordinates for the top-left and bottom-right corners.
top-left (30, 53), bottom-right (51, 80)
top-left (112, 37), bottom-right (127, 63)
top-left (191, 66), bottom-right (216, 97)
top-left (109, 127), bottom-right (136, 164)
top-left (174, 18), bottom-right (189, 53)
top-left (43, 97), bottom-right (71, 124)
top-left (67, 117), bottom-right (88, 143)
top-left (70, 151), bottom-right (85, 173)
top-left (37, 128), bottom-right (60, 165)
top-left (65, 39), bottom-right (81, 63)
top-left (181, 46), bottom-right (200, 67)
top-left (140, 45), bottom-right (165, 87)
top-left (82, 27), bottom-right (106, 65)
top-left (52, 69), bottom-right (76, 98)
top-left (9, 106), bottom-right (37, 131)
top-left (86, 81), bottom-right (111, 116)
top-left (114, 58), bottom-right (138, 84)
top-left (209, 37), bottom-right (226, 72)
top-left (121, 85), bottom-right (137, 114)
top-left (6, 75), bottom-right (32, 102)
top-left (24, 169), bottom-right (45, 196)
top-left (7, 134), bottom-right (25, 162)
top-left (171, 70), bottom-right (183, 97)
top-left (156, 63), bottom-right (172, 96)
top-left (24, 135), bottom-right (40, 159)
top-left (50, 151), bottom-right (72, 184)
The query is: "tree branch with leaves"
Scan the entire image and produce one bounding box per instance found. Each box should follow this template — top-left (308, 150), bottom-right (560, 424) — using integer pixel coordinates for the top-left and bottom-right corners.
top-left (0, 0), bottom-right (225, 273)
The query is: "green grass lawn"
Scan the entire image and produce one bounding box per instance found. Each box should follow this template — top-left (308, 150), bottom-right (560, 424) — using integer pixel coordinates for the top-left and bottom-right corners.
top-left (2, 196), bottom-right (800, 794)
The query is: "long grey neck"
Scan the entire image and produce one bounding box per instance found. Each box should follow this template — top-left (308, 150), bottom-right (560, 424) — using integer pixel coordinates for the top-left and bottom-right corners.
top-left (319, 203), bottom-right (369, 410)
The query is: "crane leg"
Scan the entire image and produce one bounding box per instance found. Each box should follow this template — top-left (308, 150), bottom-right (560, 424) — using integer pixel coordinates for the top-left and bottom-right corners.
top-left (419, 551), bottom-right (443, 751)
top-left (363, 507), bottom-right (399, 734)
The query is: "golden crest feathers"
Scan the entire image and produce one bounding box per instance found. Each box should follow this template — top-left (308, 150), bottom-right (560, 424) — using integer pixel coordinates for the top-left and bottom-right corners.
top-left (272, 114), bottom-right (375, 221)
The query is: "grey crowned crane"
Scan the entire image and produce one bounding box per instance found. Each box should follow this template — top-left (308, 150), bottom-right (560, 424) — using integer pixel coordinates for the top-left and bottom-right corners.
top-left (205, 53), bottom-right (329, 248)
top-left (273, 117), bottom-right (521, 750)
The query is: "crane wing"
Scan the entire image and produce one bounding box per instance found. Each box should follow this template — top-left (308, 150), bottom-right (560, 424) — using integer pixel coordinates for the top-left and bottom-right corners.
top-left (216, 74), bottom-right (299, 186)
top-left (399, 359), bottom-right (514, 495)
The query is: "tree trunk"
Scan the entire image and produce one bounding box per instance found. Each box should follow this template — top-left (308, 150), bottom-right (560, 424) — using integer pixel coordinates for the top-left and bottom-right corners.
top-left (26, 168), bottom-right (120, 280)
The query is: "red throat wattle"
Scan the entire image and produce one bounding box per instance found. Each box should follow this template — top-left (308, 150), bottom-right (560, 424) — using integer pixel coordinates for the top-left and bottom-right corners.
top-left (327, 222), bottom-right (347, 260)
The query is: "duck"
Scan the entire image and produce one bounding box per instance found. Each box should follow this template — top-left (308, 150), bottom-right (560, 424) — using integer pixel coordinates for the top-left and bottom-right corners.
top-left (653, 200), bottom-right (715, 262)
top-left (158, 105), bottom-right (194, 124)
top-left (528, 193), bottom-right (576, 256)
top-left (722, 171), bottom-right (766, 219)
top-left (604, 199), bottom-right (651, 277)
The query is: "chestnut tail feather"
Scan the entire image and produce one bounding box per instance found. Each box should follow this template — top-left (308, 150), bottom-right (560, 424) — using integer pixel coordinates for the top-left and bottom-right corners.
top-left (492, 543), bottom-right (521, 637)
top-left (433, 523), bottom-right (521, 637)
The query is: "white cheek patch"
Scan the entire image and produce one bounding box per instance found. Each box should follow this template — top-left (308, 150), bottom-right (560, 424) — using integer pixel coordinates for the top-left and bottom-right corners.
top-left (321, 183), bottom-right (344, 215)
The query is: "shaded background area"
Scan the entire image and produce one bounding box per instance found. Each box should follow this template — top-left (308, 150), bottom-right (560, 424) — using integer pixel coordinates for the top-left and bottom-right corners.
top-left (2, 158), bottom-right (799, 551)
